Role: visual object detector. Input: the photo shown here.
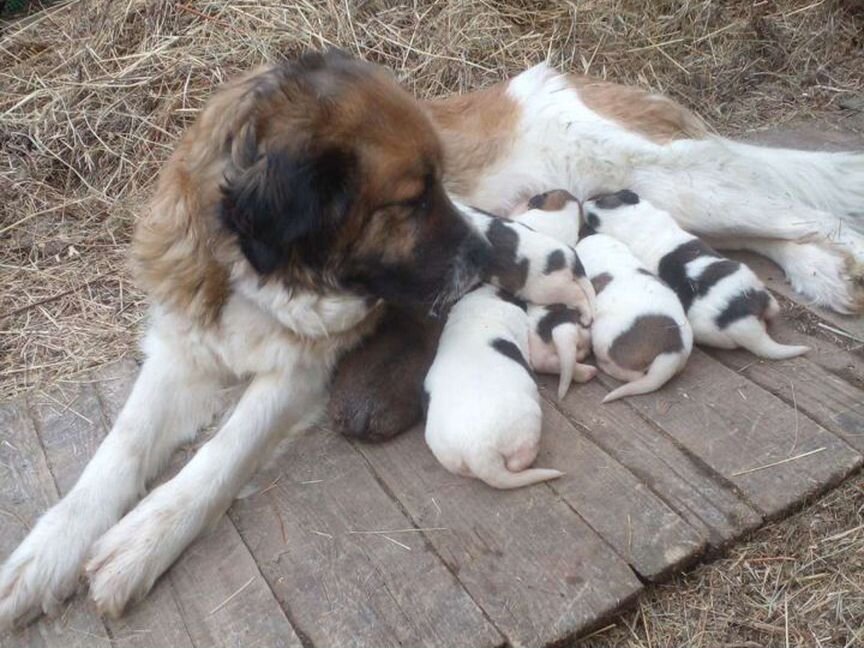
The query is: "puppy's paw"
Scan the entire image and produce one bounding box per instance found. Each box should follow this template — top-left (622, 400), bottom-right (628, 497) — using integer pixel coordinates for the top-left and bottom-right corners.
top-left (0, 500), bottom-right (94, 630)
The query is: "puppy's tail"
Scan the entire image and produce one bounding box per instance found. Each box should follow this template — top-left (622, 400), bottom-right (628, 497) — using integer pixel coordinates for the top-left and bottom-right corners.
top-left (471, 454), bottom-right (564, 490)
top-left (551, 325), bottom-right (577, 400)
top-left (602, 352), bottom-right (685, 403)
top-left (732, 320), bottom-right (810, 360)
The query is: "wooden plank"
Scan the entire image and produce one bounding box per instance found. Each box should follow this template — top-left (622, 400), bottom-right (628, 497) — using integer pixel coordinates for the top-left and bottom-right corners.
top-left (762, 296), bottom-right (864, 389)
top-left (544, 378), bottom-right (762, 548)
top-left (535, 393), bottom-right (705, 580)
top-left (356, 425), bottom-right (643, 648)
top-left (704, 292), bottom-right (864, 450)
top-left (29, 375), bottom-right (196, 648)
top-left (91, 360), bottom-right (303, 648)
top-left (0, 401), bottom-right (111, 648)
top-left (167, 518), bottom-right (302, 648)
top-left (230, 426), bottom-right (503, 648)
top-left (709, 346), bottom-right (864, 452)
top-left (595, 349), bottom-right (862, 518)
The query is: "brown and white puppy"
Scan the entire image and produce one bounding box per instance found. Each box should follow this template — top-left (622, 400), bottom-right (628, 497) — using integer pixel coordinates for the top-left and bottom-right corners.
top-left (0, 51), bottom-right (490, 627)
top-left (576, 233), bottom-right (693, 402)
top-left (511, 189), bottom-right (582, 246)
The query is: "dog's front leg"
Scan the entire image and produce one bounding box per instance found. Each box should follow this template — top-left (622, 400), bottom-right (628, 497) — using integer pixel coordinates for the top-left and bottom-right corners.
top-left (0, 334), bottom-right (223, 629)
top-left (85, 363), bottom-right (327, 617)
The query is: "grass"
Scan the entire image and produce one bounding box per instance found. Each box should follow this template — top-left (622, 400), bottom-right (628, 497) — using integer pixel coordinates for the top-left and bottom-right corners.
top-left (1, 1), bottom-right (863, 645)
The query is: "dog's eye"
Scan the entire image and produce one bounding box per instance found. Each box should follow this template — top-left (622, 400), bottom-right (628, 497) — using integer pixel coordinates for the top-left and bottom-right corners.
top-left (403, 194), bottom-right (428, 211)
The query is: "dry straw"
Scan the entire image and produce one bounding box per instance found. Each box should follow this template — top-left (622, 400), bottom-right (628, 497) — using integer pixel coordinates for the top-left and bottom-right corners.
top-left (1, 0), bottom-right (863, 399)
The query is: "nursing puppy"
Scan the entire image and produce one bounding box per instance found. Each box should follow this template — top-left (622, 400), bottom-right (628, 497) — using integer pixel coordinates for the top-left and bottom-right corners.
top-left (458, 204), bottom-right (596, 321)
top-left (583, 191), bottom-right (809, 359)
top-left (526, 303), bottom-right (596, 399)
top-left (511, 189), bottom-right (582, 246)
top-left (424, 285), bottom-right (563, 489)
top-left (576, 233), bottom-right (693, 402)
top-left (509, 190), bottom-right (593, 398)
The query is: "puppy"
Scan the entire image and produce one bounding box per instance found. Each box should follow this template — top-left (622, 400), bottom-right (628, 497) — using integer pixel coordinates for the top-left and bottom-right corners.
top-left (457, 203), bottom-right (596, 322)
top-left (526, 303), bottom-right (596, 399)
top-left (583, 191), bottom-right (809, 359)
top-left (576, 233), bottom-right (693, 402)
top-left (424, 285), bottom-right (563, 489)
top-left (510, 189), bottom-right (582, 246)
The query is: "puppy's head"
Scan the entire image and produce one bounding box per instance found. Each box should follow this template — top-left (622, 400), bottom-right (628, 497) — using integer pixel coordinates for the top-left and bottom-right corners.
top-left (218, 50), bottom-right (487, 312)
top-left (582, 189), bottom-right (662, 241)
top-left (510, 189), bottom-right (579, 217)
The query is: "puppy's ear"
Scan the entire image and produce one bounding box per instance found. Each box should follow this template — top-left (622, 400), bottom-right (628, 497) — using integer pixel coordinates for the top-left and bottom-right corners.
top-left (221, 147), bottom-right (355, 274)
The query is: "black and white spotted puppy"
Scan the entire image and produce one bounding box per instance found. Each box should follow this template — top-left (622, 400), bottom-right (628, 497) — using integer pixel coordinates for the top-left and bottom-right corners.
top-left (510, 189), bottom-right (583, 246)
top-left (576, 233), bottom-right (693, 402)
top-left (424, 285), bottom-right (563, 489)
top-left (583, 191), bottom-right (809, 359)
top-left (457, 203), bottom-right (595, 325)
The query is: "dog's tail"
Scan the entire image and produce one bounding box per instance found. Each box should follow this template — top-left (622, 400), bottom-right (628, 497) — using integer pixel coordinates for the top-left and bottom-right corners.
top-left (602, 351), bottom-right (685, 403)
top-left (731, 319), bottom-right (810, 360)
top-left (471, 453), bottom-right (564, 490)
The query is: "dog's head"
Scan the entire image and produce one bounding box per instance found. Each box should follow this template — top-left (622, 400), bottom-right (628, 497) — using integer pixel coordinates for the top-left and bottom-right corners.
top-left (217, 50), bottom-right (488, 312)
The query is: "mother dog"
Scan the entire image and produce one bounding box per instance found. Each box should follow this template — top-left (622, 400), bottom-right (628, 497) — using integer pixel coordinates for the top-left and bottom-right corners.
top-left (2, 49), bottom-right (862, 627)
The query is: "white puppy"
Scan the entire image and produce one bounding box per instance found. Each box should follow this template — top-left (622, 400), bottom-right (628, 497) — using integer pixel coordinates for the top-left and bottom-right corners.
top-left (424, 285), bottom-right (563, 489)
top-left (526, 303), bottom-right (596, 399)
top-left (576, 234), bottom-right (693, 402)
top-left (583, 191), bottom-right (809, 359)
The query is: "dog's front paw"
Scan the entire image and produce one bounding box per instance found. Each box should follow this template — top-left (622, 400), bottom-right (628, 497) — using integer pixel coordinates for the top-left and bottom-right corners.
top-left (86, 498), bottom-right (186, 617)
top-left (0, 500), bottom-right (95, 629)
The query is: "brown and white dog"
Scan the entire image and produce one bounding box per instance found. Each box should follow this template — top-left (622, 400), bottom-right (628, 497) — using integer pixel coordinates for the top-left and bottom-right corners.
top-left (2, 49), bottom-right (863, 627)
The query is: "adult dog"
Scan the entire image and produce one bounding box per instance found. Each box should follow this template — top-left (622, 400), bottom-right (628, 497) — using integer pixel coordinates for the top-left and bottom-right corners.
top-left (2, 49), bottom-right (863, 627)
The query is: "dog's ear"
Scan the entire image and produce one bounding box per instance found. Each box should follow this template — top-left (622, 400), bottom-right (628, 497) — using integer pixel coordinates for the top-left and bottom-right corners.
top-left (221, 147), bottom-right (355, 274)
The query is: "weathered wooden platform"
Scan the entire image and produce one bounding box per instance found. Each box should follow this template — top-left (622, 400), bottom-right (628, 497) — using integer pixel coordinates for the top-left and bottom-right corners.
top-left (2, 268), bottom-right (863, 648)
top-left (3, 124), bottom-right (864, 648)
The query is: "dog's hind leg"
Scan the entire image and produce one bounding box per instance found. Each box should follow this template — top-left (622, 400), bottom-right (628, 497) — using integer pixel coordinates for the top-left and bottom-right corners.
top-left (0, 326), bottom-right (225, 630)
top-left (85, 360), bottom-right (329, 617)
